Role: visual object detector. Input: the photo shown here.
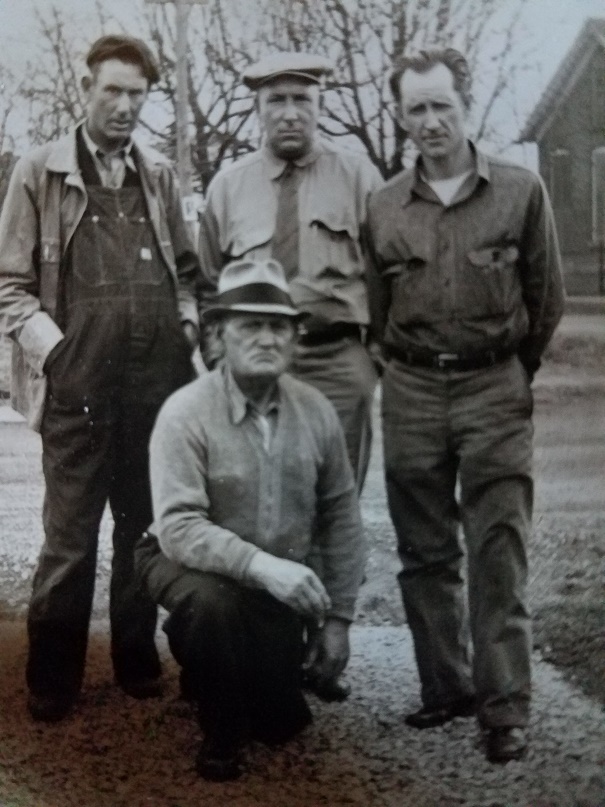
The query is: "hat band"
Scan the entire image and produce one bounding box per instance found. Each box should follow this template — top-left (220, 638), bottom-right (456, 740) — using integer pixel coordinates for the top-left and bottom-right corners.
top-left (216, 282), bottom-right (296, 310)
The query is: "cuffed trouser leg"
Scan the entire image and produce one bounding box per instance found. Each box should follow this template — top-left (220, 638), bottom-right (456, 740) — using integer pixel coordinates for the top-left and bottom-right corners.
top-left (293, 337), bottom-right (378, 493)
top-left (139, 548), bottom-right (310, 744)
top-left (27, 400), bottom-right (112, 698)
top-left (382, 362), bottom-right (473, 709)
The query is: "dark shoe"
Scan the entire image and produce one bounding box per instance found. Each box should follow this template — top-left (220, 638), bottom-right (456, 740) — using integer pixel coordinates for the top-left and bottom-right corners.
top-left (303, 674), bottom-right (351, 702)
top-left (405, 696), bottom-right (475, 729)
top-left (27, 692), bottom-right (75, 723)
top-left (486, 727), bottom-right (527, 763)
top-left (178, 668), bottom-right (195, 701)
top-left (117, 675), bottom-right (164, 700)
top-left (195, 736), bottom-right (243, 782)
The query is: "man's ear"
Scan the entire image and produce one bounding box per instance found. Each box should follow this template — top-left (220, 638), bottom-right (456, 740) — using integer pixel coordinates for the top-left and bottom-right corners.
top-left (81, 74), bottom-right (92, 93)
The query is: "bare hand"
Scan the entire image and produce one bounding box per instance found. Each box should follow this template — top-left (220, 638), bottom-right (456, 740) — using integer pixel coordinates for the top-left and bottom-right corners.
top-left (303, 617), bottom-right (350, 691)
top-left (247, 552), bottom-right (331, 619)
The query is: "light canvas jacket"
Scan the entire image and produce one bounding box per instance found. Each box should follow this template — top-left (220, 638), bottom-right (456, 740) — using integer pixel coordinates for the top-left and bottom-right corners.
top-left (0, 125), bottom-right (199, 431)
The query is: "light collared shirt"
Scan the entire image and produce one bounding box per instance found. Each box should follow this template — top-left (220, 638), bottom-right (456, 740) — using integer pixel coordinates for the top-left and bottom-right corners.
top-left (81, 124), bottom-right (137, 189)
top-left (365, 143), bottom-right (564, 371)
top-left (198, 137), bottom-right (383, 328)
top-left (225, 366), bottom-right (279, 453)
top-left (149, 364), bottom-right (366, 621)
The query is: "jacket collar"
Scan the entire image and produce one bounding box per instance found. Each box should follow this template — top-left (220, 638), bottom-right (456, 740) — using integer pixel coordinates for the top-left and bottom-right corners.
top-left (399, 141), bottom-right (490, 207)
top-left (44, 121), bottom-right (165, 181)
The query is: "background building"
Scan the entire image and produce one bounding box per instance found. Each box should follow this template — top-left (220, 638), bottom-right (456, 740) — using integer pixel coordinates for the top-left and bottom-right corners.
top-left (519, 18), bottom-right (605, 296)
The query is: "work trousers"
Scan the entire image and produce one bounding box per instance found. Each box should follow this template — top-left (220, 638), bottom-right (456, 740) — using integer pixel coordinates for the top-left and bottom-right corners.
top-left (382, 355), bottom-right (533, 728)
top-left (27, 182), bottom-right (193, 698)
top-left (292, 336), bottom-right (378, 493)
top-left (136, 534), bottom-right (312, 746)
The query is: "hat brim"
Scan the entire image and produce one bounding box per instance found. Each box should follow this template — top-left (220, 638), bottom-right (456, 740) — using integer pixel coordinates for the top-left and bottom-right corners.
top-left (203, 303), bottom-right (306, 322)
top-left (243, 70), bottom-right (324, 90)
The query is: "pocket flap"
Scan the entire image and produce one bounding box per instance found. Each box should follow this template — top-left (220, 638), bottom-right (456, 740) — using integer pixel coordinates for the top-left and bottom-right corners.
top-left (468, 245), bottom-right (519, 267)
top-left (231, 226), bottom-right (273, 258)
top-left (310, 212), bottom-right (358, 239)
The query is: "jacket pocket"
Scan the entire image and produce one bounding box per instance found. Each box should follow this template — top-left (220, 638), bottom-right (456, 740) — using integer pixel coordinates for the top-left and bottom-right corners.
top-left (465, 244), bottom-right (521, 316)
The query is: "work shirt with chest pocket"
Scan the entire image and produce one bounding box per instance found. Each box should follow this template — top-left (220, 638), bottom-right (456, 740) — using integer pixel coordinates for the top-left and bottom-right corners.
top-left (198, 139), bottom-right (383, 328)
top-left (365, 147), bottom-right (564, 373)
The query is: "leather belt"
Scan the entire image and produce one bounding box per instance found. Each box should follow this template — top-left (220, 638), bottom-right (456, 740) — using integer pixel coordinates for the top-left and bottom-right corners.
top-left (298, 322), bottom-right (363, 347)
top-left (386, 345), bottom-right (515, 371)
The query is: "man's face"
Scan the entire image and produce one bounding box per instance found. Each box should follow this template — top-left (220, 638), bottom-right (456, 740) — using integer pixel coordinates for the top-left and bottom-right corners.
top-left (399, 63), bottom-right (467, 163)
top-left (221, 313), bottom-right (297, 386)
top-left (257, 77), bottom-right (320, 160)
top-left (83, 58), bottom-right (149, 152)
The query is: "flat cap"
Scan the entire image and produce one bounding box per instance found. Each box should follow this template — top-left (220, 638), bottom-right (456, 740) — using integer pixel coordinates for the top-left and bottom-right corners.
top-left (242, 52), bottom-right (333, 90)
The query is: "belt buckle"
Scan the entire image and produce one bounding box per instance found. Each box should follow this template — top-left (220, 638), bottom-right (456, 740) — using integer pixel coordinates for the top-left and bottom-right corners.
top-left (436, 352), bottom-right (459, 369)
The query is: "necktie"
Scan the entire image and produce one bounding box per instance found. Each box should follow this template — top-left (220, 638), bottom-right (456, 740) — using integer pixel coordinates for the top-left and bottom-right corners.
top-left (271, 162), bottom-right (299, 280)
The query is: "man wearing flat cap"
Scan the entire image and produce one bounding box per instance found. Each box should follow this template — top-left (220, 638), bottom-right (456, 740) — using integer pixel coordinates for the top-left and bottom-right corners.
top-left (0, 34), bottom-right (201, 721)
top-left (197, 51), bottom-right (383, 492)
top-left (135, 258), bottom-right (366, 780)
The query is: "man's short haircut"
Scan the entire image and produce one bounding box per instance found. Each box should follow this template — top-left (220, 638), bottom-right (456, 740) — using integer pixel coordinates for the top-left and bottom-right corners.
top-left (86, 35), bottom-right (160, 85)
top-left (389, 48), bottom-right (472, 109)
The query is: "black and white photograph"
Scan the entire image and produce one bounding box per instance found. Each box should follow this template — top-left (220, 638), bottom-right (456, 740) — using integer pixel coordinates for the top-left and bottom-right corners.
top-left (0, 0), bottom-right (603, 803)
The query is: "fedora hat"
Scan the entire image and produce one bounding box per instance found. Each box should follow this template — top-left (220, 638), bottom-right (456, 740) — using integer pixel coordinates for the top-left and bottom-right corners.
top-left (203, 258), bottom-right (302, 321)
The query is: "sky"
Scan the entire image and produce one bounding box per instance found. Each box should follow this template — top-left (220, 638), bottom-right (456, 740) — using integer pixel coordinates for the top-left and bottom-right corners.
top-left (0, 0), bottom-right (604, 166)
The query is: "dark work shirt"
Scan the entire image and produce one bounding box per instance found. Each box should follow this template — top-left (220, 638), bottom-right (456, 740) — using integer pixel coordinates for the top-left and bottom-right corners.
top-left (365, 145), bottom-right (565, 370)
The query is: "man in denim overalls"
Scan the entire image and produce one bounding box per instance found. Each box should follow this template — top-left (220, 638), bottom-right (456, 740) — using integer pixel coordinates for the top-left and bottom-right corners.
top-left (0, 35), bottom-right (200, 721)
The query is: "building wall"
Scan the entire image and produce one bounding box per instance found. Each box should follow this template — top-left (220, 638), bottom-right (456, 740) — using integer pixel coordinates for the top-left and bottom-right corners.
top-left (536, 45), bottom-right (605, 293)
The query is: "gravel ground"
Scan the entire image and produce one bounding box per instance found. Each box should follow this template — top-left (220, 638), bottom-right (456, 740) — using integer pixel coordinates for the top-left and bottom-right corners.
top-left (0, 314), bottom-right (603, 805)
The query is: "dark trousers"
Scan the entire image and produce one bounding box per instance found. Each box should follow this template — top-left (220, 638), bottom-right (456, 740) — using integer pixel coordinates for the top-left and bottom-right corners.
top-left (137, 536), bottom-right (312, 745)
top-left (27, 307), bottom-right (193, 698)
top-left (292, 336), bottom-right (378, 493)
top-left (382, 355), bottom-right (534, 728)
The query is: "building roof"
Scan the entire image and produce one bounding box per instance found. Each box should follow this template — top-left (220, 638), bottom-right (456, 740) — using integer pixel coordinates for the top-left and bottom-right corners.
top-left (518, 17), bottom-right (605, 143)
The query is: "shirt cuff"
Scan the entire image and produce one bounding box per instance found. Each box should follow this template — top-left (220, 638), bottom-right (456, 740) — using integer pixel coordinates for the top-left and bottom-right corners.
top-left (17, 311), bottom-right (64, 375)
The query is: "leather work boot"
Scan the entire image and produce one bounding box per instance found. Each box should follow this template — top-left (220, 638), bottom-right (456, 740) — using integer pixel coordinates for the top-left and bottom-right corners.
top-left (486, 726), bottom-right (528, 763)
top-left (27, 691), bottom-right (76, 723)
top-left (195, 736), bottom-right (243, 782)
top-left (405, 696), bottom-right (476, 729)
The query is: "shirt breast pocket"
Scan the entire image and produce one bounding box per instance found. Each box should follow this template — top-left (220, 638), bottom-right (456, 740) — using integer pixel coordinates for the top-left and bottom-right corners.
top-left (229, 226), bottom-right (273, 260)
top-left (466, 244), bottom-right (521, 316)
top-left (306, 213), bottom-right (361, 279)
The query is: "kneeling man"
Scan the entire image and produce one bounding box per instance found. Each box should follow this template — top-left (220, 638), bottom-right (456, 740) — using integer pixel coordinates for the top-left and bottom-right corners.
top-left (136, 258), bottom-right (365, 781)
